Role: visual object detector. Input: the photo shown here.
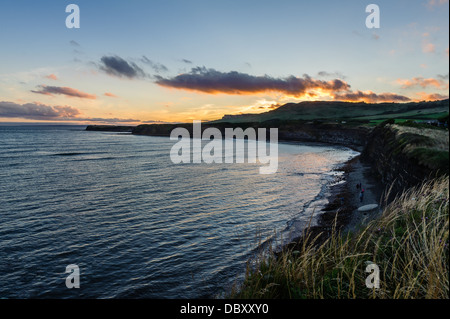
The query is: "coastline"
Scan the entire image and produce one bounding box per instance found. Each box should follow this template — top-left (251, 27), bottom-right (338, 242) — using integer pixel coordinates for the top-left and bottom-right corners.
top-left (280, 154), bottom-right (385, 252)
top-left (86, 123), bottom-right (370, 153)
top-left (86, 125), bottom-right (377, 249)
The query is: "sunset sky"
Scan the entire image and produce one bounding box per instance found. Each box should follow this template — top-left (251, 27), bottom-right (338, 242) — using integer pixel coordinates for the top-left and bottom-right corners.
top-left (0, 0), bottom-right (448, 124)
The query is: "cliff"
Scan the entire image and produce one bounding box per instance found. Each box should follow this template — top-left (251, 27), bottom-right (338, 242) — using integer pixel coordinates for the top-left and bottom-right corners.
top-left (86, 125), bottom-right (134, 132)
top-left (275, 122), bottom-right (369, 152)
top-left (132, 121), bottom-right (371, 152)
top-left (361, 122), bottom-right (449, 198)
top-left (86, 119), bottom-right (449, 197)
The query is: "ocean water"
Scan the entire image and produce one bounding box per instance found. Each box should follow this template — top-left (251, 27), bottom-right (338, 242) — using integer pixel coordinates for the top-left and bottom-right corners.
top-left (0, 125), bottom-right (358, 298)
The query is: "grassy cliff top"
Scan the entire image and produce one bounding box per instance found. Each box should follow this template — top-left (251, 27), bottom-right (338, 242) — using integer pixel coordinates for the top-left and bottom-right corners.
top-left (384, 123), bottom-right (449, 174)
top-left (393, 124), bottom-right (448, 151)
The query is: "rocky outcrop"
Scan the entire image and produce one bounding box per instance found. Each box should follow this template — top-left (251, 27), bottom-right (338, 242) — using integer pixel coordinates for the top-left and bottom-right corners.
top-left (86, 125), bottom-right (134, 132)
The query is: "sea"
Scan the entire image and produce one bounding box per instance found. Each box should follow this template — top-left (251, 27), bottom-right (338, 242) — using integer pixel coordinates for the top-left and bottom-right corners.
top-left (0, 125), bottom-right (358, 298)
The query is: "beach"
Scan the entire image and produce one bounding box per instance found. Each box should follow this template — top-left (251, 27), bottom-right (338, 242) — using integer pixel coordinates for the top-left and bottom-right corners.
top-left (342, 156), bottom-right (385, 232)
top-left (282, 155), bottom-right (385, 251)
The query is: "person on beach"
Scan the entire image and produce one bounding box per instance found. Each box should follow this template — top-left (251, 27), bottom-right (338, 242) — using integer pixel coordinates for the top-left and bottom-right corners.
top-left (360, 189), bottom-right (365, 203)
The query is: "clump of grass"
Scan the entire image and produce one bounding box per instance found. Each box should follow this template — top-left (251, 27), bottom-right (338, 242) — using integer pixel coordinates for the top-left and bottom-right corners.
top-left (230, 176), bottom-right (449, 299)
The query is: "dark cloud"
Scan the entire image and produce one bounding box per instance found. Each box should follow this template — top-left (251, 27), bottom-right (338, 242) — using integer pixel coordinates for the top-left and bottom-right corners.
top-left (0, 101), bottom-right (80, 120)
top-left (99, 55), bottom-right (147, 79)
top-left (141, 56), bottom-right (169, 73)
top-left (317, 71), bottom-right (346, 79)
top-left (415, 92), bottom-right (449, 101)
top-left (258, 104), bottom-right (279, 110)
top-left (69, 41), bottom-right (83, 55)
top-left (0, 101), bottom-right (142, 123)
top-left (333, 90), bottom-right (411, 103)
top-left (181, 59), bottom-right (193, 64)
top-left (141, 120), bottom-right (173, 124)
top-left (437, 73), bottom-right (449, 80)
top-left (397, 77), bottom-right (448, 89)
top-left (155, 67), bottom-right (350, 97)
top-left (77, 117), bottom-right (141, 124)
top-left (31, 85), bottom-right (96, 99)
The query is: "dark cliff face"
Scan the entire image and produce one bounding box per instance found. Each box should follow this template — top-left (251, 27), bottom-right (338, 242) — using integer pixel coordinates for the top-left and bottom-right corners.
top-left (86, 125), bottom-right (134, 132)
top-left (361, 124), bottom-right (447, 198)
top-left (276, 124), bottom-right (369, 152)
top-left (133, 122), bottom-right (371, 152)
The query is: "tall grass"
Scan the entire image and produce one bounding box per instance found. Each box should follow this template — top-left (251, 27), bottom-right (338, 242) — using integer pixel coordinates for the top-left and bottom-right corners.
top-left (394, 124), bottom-right (449, 151)
top-left (230, 176), bottom-right (449, 299)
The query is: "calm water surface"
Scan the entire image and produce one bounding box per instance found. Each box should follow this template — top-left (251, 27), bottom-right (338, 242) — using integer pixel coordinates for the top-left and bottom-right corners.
top-left (0, 125), bottom-right (358, 298)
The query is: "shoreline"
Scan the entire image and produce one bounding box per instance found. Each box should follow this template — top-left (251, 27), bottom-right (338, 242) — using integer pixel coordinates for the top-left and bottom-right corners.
top-left (86, 126), bottom-right (372, 250)
top-left (87, 122), bottom-right (369, 153)
top-left (280, 154), bottom-right (385, 252)
top-left (86, 126), bottom-right (380, 247)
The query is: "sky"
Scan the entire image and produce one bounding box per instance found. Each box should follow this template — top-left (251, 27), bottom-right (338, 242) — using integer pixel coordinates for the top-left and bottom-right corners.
top-left (0, 0), bottom-right (448, 124)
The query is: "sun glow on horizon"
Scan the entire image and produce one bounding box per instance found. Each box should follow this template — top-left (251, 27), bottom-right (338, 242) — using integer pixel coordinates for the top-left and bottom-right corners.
top-left (0, 1), bottom-right (447, 124)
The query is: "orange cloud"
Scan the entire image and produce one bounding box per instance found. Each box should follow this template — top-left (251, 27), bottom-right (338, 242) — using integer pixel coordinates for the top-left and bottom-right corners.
top-left (44, 74), bottom-right (58, 81)
top-left (421, 30), bottom-right (437, 54)
top-left (104, 92), bottom-right (118, 98)
top-left (427, 0), bottom-right (449, 8)
top-left (422, 42), bottom-right (436, 53)
top-left (31, 85), bottom-right (96, 99)
top-left (397, 77), bottom-right (449, 89)
top-left (414, 92), bottom-right (449, 101)
top-left (155, 67), bottom-right (350, 97)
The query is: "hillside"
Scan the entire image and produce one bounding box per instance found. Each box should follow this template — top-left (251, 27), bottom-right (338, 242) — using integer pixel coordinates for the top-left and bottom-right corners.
top-left (214, 99), bottom-right (449, 124)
